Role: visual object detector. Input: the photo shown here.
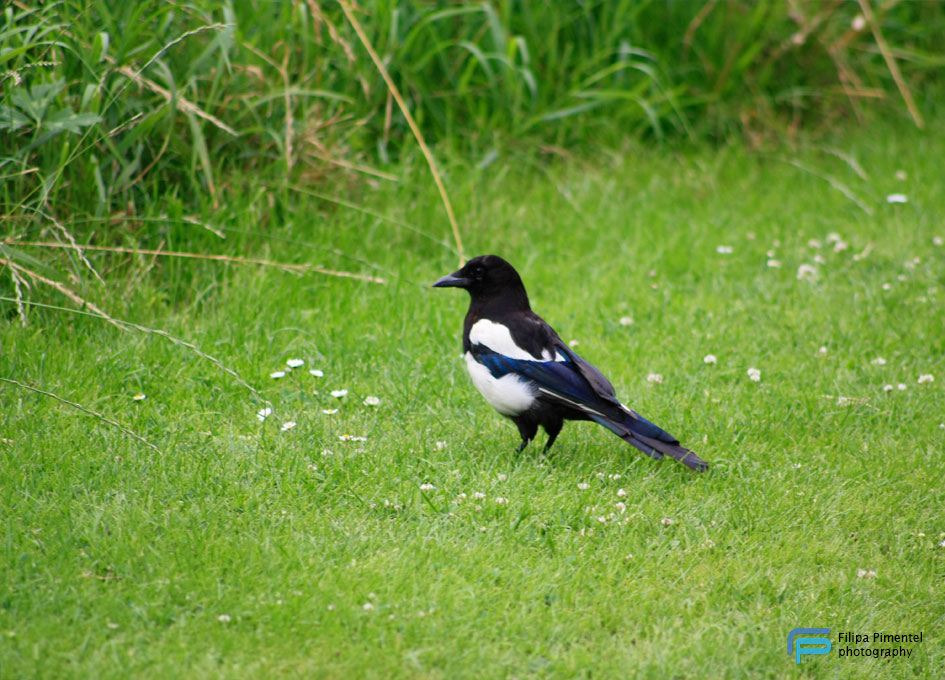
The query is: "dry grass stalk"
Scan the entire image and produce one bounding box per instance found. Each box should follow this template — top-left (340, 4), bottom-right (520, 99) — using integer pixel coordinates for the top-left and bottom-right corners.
top-left (338, 1), bottom-right (466, 265)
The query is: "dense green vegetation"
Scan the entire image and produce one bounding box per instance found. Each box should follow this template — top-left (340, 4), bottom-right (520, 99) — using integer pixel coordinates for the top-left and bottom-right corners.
top-left (2, 2), bottom-right (944, 678)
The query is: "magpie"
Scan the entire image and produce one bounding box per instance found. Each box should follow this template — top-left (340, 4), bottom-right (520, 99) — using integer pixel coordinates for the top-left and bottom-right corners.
top-left (433, 255), bottom-right (708, 472)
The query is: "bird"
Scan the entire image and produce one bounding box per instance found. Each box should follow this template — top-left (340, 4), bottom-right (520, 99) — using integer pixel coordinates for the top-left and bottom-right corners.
top-left (433, 254), bottom-right (708, 472)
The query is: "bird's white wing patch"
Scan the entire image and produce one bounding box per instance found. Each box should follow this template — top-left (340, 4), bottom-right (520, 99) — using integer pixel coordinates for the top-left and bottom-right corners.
top-left (465, 352), bottom-right (535, 416)
top-left (469, 319), bottom-right (566, 362)
top-left (469, 319), bottom-right (538, 360)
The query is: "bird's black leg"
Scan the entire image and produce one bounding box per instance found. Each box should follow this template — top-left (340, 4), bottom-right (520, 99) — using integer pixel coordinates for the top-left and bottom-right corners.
top-left (513, 417), bottom-right (538, 456)
top-left (542, 418), bottom-right (564, 454)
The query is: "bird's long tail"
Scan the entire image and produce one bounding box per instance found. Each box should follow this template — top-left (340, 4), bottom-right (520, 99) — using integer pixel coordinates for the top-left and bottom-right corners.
top-left (590, 412), bottom-right (708, 472)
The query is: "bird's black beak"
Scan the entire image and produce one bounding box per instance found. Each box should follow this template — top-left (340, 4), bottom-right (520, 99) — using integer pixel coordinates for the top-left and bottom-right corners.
top-left (432, 270), bottom-right (470, 288)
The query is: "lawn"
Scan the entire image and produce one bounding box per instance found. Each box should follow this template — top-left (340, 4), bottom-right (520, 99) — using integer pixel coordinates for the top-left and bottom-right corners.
top-left (1, 121), bottom-right (943, 678)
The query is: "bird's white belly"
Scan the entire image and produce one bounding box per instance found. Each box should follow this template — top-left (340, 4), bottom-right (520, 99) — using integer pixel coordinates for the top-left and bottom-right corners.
top-left (464, 352), bottom-right (535, 416)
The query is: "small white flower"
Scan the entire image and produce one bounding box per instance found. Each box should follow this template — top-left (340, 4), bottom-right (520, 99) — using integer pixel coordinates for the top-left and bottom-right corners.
top-left (419, 483), bottom-right (435, 492)
top-left (307, 463), bottom-right (318, 471)
top-left (886, 193), bottom-right (908, 204)
top-left (570, 339), bottom-right (579, 347)
top-left (793, 463), bottom-right (802, 469)
top-left (797, 264), bottom-right (817, 280)
top-left (609, 473), bottom-right (621, 480)
top-left (818, 346), bottom-right (828, 356)
top-left (286, 358), bottom-right (305, 368)
top-left (703, 354), bottom-right (717, 365)
top-left (747, 367), bottom-right (761, 382)
top-left (497, 473), bottom-right (507, 482)
top-left (330, 389), bottom-right (348, 398)
top-left (217, 614), bottom-right (231, 623)
top-left (766, 249), bottom-right (776, 258)
top-left (856, 569), bottom-right (877, 579)
top-left (883, 384), bottom-right (894, 392)
top-left (106, 621), bottom-right (119, 629)
top-left (322, 409), bottom-right (338, 415)
top-left (808, 239), bottom-right (822, 248)
top-left (897, 383), bottom-right (907, 391)
top-left (646, 373), bottom-right (663, 384)
top-left (456, 492), bottom-right (467, 501)
top-left (281, 421), bottom-right (296, 431)
top-left (766, 259), bottom-right (781, 268)
top-left (871, 357), bottom-right (886, 366)
top-left (881, 283), bottom-right (891, 291)
top-left (716, 245), bottom-right (733, 254)
top-left (577, 482), bottom-right (589, 490)
top-left (918, 374), bottom-right (934, 384)
top-left (309, 369), bottom-right (324, 377)
top-left (495, 497), bottom-right (508, 506)
top-left (363, 396), bottom-right (381, 406)
top-left (363, 602), bottom-right (374, 611)
top-left (321, 449), bottom-right (333, 456)
top-left (435, 441), bottom-right (447, 450)
top-left (270, 371), bottom-right (286, 379)
top-left (256, 407), bottom-right (273, 421)
top-left (619, 316), bottom-right (634, 326)
top-left (472, 491), bottom-right (486, 500)
top-left (814, 255), bottom-right (826, 264)
top-left (661, 518), bottom-right (674, 526)
top-left (616, 488), bottom-right (627, 497)
top-left (933, 236), bottom-right (943, 247)
top-left (833, 240), bottom-right (849, 252)
top-left (132, 393), bottom-right (146, 401)
top-left (826, 233), bottom-right (842, 244)
top-left (615, 501), bottom-right (626, 513)
top-left (851, 14), bottom-right (866, 31)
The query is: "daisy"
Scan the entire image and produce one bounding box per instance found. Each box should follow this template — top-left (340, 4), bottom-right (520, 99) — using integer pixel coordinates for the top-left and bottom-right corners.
top-left (716, 245), bottom-right (733, 254)
top-left (281, 421), bottom-right (296, 431)
top-left (322, 409), bottom-right (338, 415)
top-left (619, 316), bottom-right (634, 326)
top-left (363, 396), bottom-right (381, 406)
top-left (871, 357), bottom-right (886, 366)
top-left (747, 368), bottom-right (761, 382)
top-left (309, 369), bottom-right (324, 377)
top-left (270, 371), bottom-right (286, 379)
top-left (286, 358), bottom-right (305, 368)
top-left (646, 373), bottom-right (663, 384)
top-left (419, 483), bottom-right (435, 492)
top-left (918, 374), bottom-right (934, 384)
top-left (766, 259), bottom-right (781, 268)
top-left (797, 264), bottom-right (816, 280)
top-left (132, 393), bottom-right (146, 401)
top-left (495, 497), bottom-right (508, 506)
top-left (886, 194), bottom-right (908, 204)
top-left (256, 407), bottom-right (273, 421)
top-left (330, 389), bottom-right (348, 398)
top-left (577, 482), bottom-right (589, 490)
top-left (703, 354), bottom-right (717, 365)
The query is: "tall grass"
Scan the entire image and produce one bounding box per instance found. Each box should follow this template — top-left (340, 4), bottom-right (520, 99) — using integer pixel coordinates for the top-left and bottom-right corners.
top-left (1, 0), bottom-right (943, 308)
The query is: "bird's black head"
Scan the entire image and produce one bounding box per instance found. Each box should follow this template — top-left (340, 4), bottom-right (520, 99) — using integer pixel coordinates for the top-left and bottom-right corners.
top-left (433, 254), bottom-right (530, 309)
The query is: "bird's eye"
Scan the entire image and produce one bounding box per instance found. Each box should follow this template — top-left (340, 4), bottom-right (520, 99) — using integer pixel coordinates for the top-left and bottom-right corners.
top-left (474, 266), bottom-right (485, 278)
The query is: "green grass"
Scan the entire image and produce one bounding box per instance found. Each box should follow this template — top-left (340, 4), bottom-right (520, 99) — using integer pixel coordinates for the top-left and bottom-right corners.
top-left (2, 119), bottom-right (944, 678)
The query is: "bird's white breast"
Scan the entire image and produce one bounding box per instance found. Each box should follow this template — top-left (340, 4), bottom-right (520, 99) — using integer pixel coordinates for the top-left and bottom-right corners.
top-left (464, 352), bottom-right (536, 416)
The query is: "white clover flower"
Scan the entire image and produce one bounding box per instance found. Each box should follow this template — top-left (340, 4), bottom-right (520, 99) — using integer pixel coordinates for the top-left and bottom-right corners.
top-left (747, 367), bottom-right (761, 382)
top-left (918, 374), bottom-right (934, 384)
top-left (818, 346), bottom-right (828, 356)
top-left (322, 409), bottom-right (338, 415)
top-left (419, 483), bottom-right (435, 492)
top-left (497, 473), bottom-right (507, 482)
top-left (856, 569), bottom-right (877, 579)
top-left (797, 264), bottom-right (816, 280)
top-left (472, 492), bottom-right (486, 500)
top-left (716, 245), bottom-right (733, 254)
top-left (619, 316), bottom-right (634, 326)
top-left (615, 501), bottom-right (626, 513)
top-left (617, 488), bottom-right (627, 497)
top-left (455, 492), bottom-right (467, 501)
top-left (661, 518), bottom-right (674, 526)
top-left (871, 357), bottom-right (886, 366)
top-left (883, 384), bottom-right (894, 392)
top-left (646, 373), bottom-right (663, 384)
top-left (577, 482), bottom-right (589, 490)
top-left (813, 255), bottom-right (826, 264)
top-left (826, 233), bottom-right (842, 244)
top-left (256, 407), bottom-right (273, 421)
top-left (897, 383), bottom-right (907, 391)
top-left (703, 354), bottom-right (717, 365)
top-left (933, 236), bottom-right (943, 247)
top-left (881, 283), bottom-right (892, 291)
top-left (286, 358), bottom-right (305, 368)
top-left (309, 369), bottom-right (324, 377)
top-left (808, 239), bottom-right (822, 248)
top-left (363, 602), bottom-right (374, 611)
top-left (281, 421), bottom-right (296, 431)
top-left (217, 614), bottom-right (231, 623)
top-left (270, 371), bottom-right (286, 379)
top-left (363, 396), bottom-right (381, 406)
top-left (833, 240), bottom-right (849, 252)
top-left (766, 259), bottom-right (781, 268)
top-left (435, 441), bottom-right (447, 450)
top-left (330, 389), bottom-right (348, 398)
top-left (886, 194), bottom-right (908, 204)
top-left (495, 497), bottom-right (508, 506)
top-left (321, 449), bottom-right (333, 456)
top-left (132, 394), bottom-right (146, 401)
